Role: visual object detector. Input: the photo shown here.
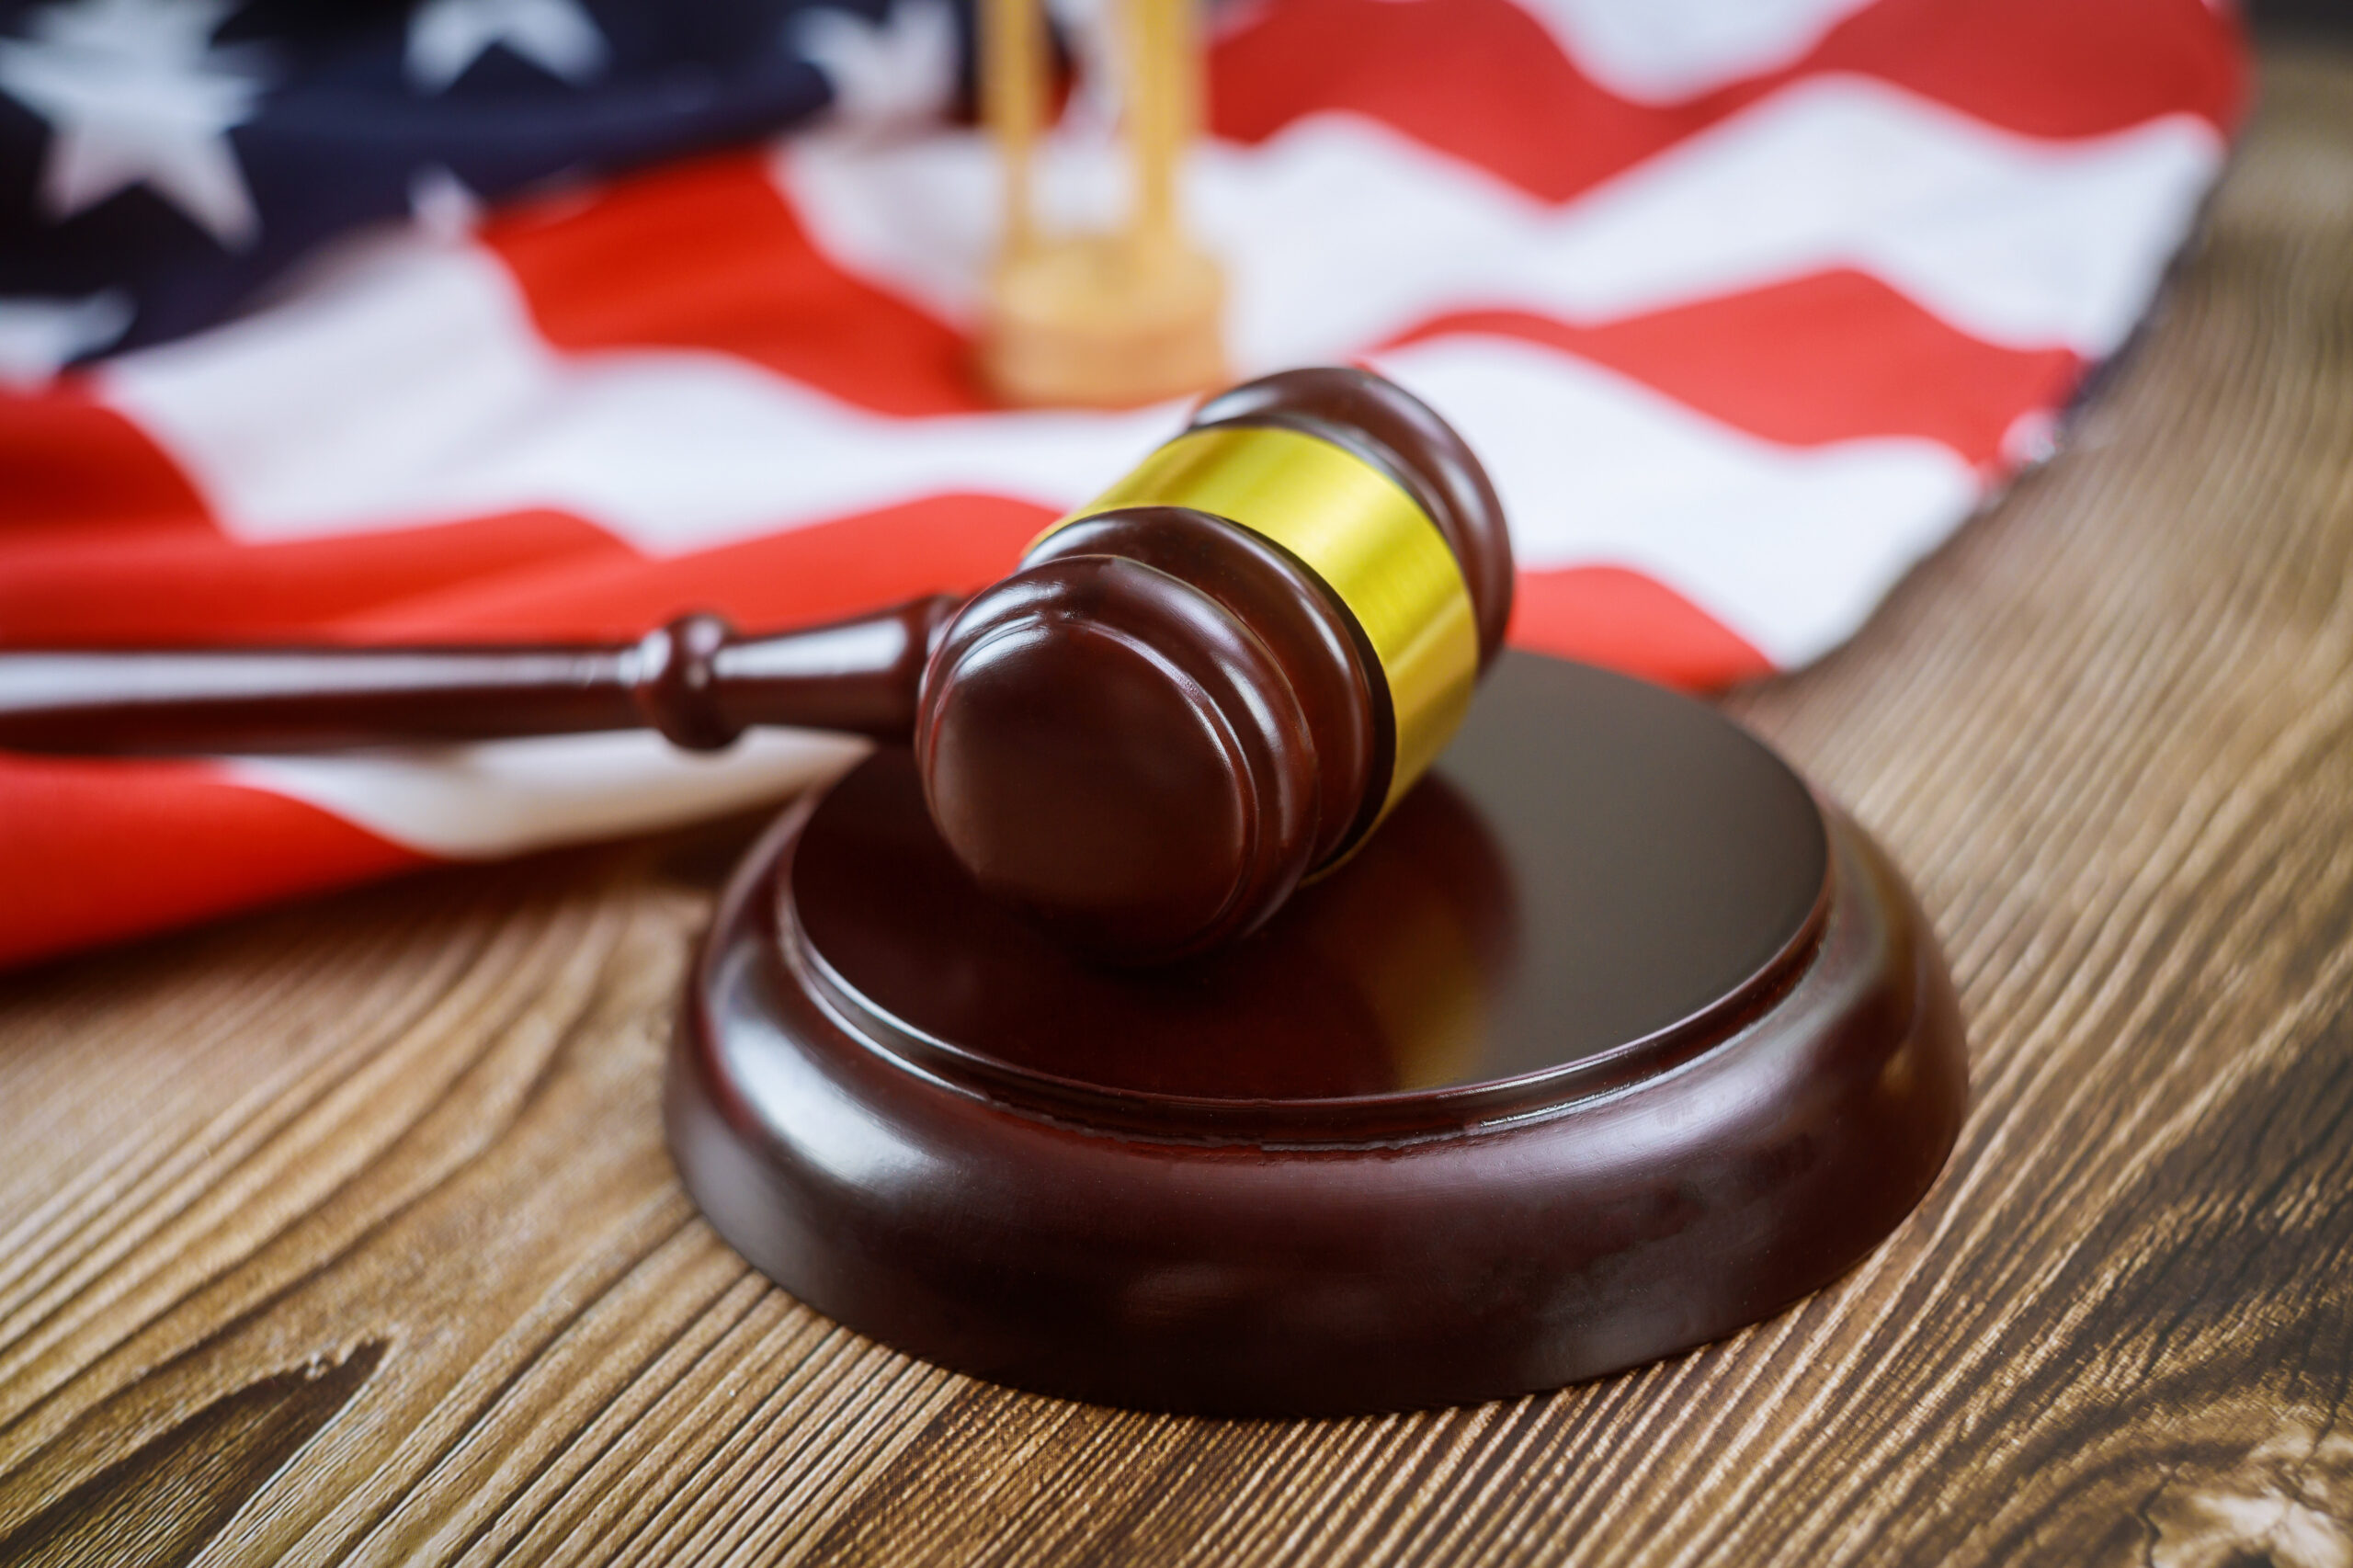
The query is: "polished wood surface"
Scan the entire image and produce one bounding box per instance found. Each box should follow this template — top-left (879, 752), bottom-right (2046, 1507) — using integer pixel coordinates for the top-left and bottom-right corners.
top-left (2, 46), bottom-right (2348, 1566)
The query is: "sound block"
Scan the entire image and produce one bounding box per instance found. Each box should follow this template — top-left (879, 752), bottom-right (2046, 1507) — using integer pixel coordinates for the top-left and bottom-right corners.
top-left (666, 654), bottom-right (1966, 1415)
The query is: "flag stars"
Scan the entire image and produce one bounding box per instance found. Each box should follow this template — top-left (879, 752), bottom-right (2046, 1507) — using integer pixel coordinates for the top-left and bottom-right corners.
top-left (0, 290), bottom-right (131, 384)
top-left (792, 0), bottom-right (959, 134)
top-left (0, 0), bottom-right (272, 249)
top-left (406, 0), bottom-right (609, 95)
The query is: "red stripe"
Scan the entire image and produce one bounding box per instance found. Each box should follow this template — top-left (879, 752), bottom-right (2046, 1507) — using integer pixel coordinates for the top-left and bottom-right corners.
top-left (1813, 0), bottom-right (2244, 140)
top-left (0, 510), bottom-right (632, 645)
top-left (1386, 272), bottom-right (2082, 467)
top-left (339, 494), bottom-right (1055, 641)
top-left (482, 150), bottom-right (989, 418)
top-left (0, 756), bottom-right (422, 969)
top-left (0, 488), bottom-right (1049, 648)
top-left (0, 381), bottom-right (215, 541)
top-left (1509, 566), bottom-right (1772, 689)
top-left (1210, 0), bottom-right (2243, 205)
top-left (1212, 0), bottom-right (1652, 206)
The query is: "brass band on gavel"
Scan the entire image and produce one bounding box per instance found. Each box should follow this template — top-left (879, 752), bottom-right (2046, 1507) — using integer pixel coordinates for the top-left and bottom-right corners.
top-left (1040, 425), bottom-right (1482, 841)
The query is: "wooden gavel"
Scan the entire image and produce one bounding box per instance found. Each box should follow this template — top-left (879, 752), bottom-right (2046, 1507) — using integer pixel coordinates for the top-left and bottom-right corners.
top-left (0, 368), bottom-right (1514, 963)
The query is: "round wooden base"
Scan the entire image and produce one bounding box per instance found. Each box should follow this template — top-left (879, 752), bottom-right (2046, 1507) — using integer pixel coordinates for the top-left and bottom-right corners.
top-left (667, 655), bottom-right (1967, 1415)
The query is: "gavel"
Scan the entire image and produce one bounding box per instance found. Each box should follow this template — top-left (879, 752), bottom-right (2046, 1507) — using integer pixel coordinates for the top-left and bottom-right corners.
top-left (0, 367), bottom-right (1514, 963)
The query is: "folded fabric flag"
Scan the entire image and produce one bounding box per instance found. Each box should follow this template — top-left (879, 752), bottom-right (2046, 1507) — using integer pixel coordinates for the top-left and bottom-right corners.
top-left (0, 0), bottom-right (2245, 967)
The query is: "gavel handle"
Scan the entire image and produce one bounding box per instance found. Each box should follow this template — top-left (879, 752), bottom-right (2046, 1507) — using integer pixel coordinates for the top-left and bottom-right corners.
top-left (0, 596), bottom-right (965, 756)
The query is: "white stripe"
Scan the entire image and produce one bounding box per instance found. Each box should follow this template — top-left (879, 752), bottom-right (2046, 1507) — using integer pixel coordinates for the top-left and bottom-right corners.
top-left (1371, 334), bottom-right (1980, 667)
top-left (1527, 83), bottom-right (2218, 356)
top-left (1491, 0), bottom-right (1878, 104)
top-left (100, 226), bottom-right (1977, 669)
top-left (225, 728), bottom-right (868, 859)
top-left (781, 78), bottom-right (2222, 361)
top-left (101, 228), bottom-right (1178, 549)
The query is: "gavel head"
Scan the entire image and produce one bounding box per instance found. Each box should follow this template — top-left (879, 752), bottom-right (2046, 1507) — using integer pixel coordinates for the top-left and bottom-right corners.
top-left (915, 366), bottom-right (1514, 964)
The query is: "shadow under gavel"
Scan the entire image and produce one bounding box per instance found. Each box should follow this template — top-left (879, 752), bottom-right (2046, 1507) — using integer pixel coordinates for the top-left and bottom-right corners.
top-left (0, 367), bottom-right (1515, 965)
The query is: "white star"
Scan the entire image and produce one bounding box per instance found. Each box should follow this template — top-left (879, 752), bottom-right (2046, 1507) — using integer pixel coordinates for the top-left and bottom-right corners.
top-left (0, 0), bottom-right (270, 250)
top-left (407, 0), bottom-right (608, 94)
top-left (793, 0), bottom-right (958, 135)
top-left (0, 290), bottom-right (131, 385)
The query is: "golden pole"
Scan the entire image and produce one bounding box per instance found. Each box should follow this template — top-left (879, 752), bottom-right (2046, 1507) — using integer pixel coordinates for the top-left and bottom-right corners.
top-left (1127, 0), bottom-right (1190, 246)
top-left (982, 0), bottom-right (1045, 260)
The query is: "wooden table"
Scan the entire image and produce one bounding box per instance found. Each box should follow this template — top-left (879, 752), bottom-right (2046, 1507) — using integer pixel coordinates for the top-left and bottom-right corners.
top-left (5, 45), bottom-right (2349, 1568)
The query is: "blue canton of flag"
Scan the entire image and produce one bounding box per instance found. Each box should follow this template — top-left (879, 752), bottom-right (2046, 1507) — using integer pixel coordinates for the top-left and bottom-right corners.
top-left (0, 0), bottom-right (974, 375)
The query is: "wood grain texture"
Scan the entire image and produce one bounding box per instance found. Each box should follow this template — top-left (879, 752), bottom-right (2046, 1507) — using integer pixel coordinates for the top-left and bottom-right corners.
top-left (3, 46), bottom-right (2350, 1568)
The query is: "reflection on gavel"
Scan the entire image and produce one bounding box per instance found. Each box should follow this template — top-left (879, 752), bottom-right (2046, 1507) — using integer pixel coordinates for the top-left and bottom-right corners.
top-left (0, 368), bottom-right (1514, 963)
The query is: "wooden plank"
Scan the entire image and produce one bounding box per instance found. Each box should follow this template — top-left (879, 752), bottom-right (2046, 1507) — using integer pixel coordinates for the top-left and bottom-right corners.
top-left (3, 44), bottom-right (2349, 1568)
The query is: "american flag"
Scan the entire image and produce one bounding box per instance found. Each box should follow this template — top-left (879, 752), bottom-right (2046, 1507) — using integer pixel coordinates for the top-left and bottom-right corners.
top-left (0, 0), bottom-right (2245, 966)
